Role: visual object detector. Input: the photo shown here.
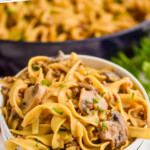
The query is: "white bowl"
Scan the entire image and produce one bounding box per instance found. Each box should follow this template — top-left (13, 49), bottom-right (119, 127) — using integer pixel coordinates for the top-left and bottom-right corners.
top-left (0, 54), bottom-right (149, 150)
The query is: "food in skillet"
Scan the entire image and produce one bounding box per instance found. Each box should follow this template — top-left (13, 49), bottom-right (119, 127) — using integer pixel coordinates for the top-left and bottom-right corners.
top-left (0, 0), bottom-right (150, 42)
top-left (0, 51), bottom-right (150, 150)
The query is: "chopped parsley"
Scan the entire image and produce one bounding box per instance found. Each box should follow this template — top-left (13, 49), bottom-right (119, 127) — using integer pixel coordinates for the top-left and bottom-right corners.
top-left (97, 106), bottom-right (104, 112)
top-left (42, 80), bottom-right (51, 87)
top-left (6, 8), bottom-right (15, 15)
top-left (34, 139), bottom-right (40, 147)
top-left (101, 92), bottom-right (106, 97)
top-left (20, 35), bottom-right (26, 41)
top-left (52, 108), bottom-right (63, 115)
top-left (111, 38), bottom-right (150, 100)
top-left (12, 33), bottom-right (26, 41)
top-left (58, 129), bottom-right (66, 133)
top-left (102, 122), bottom-right (107, 132)
top-left (86, 72), bottom-right (91, 75)
top-left (95, 120), bottom-right (99, 124)
top-left (93, 98), bottom-right (99, 103)
top-left (85, 99), bottom-right (89, 103)
top-left (59, 82), bottom-right (68, 87)
top-left (49, 9), bottom-right (55, 14)
top-left (130, 92), bottom-right (135, 99)
top-left (115, 0), bottom-right (123, 4)
top-left (23, 15), bottom-right (28, 21)
top-left (66, 99), bottom-right (70, 102)
top-left (32, 65), bottom-right (40, 71)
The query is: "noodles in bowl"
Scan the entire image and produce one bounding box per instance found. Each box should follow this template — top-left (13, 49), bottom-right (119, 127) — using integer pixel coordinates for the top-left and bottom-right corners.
top-left (0, 51), bottom-right (150, 150)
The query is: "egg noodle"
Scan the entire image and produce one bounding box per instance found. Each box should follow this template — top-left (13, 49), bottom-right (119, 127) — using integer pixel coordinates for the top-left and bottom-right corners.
top-left (0, 0), bottom-right (150, 42)
top-left (0, 51), bottom-right (150, 150)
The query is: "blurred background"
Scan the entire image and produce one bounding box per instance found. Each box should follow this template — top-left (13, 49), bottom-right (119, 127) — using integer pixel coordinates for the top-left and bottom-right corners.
top-left (0, 0), bottom-right (150, 97)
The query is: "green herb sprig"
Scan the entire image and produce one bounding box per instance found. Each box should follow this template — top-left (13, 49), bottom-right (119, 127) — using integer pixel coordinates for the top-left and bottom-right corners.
top-left (34, 139), bottom-right (40, 147)
top-left (115, 0), bottom-right (123, 4)
top-left (42, 80), bottom-right (51, 87)
top-left (102, 122), bottom-right (107, 131)
top-left (85, 99), bottom-right (89, 103)
top-left (130, 92), bottom-right (135, 99)
top-left (111, 38), bottom-right (150, 100)
top-left (32, 65), bottom-right (40, 71)
top-left (59, 82), bottom-right (68, 87)
top-left (86, 72), bottom-right (91, 76)
top-left (58, 129), bottom-right (66, 133)
top-left (101, 92), bottom-right (106, 97)
top-left (97, 106), bottom-right (104, 112)
top-left (52, 108), bottom-right (64, 115)
top-left (93, 98), bottom-right (99, 103)
top-left (6, 8), bottom-right (15, 15)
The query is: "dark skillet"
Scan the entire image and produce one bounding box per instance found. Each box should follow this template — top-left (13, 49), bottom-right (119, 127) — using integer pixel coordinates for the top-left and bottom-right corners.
top-left (0, 20), bottom-right (150, 76)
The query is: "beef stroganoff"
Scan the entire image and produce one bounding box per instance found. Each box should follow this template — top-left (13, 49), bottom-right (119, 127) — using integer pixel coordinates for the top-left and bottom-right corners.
top-left (0, 0), bottom-right (150, 42)
top-left (0, 51), bottom-right (150, 150)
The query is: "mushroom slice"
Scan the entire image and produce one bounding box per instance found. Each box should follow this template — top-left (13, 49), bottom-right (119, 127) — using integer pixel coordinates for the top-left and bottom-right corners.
top-left (78, 82), bottom-right (97, 91)
top-left (93, 96), bottom-right (108, 112)
top-left (78, 88), bottom-right (108, 115)
top-left (21, 84), bottom-right (46, 114)
top-left (101, 70), bottom-right (120, 82)
top-left (47, 50), bottom-right (64, 63)
top-left (99, 111), bottom-right (128, 149)
top-left (52, 50), bottom-right (64, 62)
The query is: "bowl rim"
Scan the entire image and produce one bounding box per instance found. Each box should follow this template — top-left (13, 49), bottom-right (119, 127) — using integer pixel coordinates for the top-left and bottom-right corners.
top-left (0, 20), bottom-right (150, 45)
top-left (0, 54), bottom-right (149, 150)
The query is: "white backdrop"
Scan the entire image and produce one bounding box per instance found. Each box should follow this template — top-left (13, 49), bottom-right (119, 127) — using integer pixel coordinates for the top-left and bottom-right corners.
top-left (0, 0), bottom-right (28, 3)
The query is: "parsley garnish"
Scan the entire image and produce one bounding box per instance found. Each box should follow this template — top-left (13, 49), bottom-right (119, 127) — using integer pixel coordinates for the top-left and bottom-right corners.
top-left (102, 122), bottom-right (107, 131)
top-left (95, 120), bottom-right (99, 124)
top-left (93, 98), bottom-right (99, 103)
top-left (66, 99), bottom-right (70, 102)
top-left (49, 9), bottom-right (54, 14)
top-left (32, 65), bottom-right (40, 71)
top-left (42, 80), bottom-right (51, 87)
top-left (23, 15), bottom-right (28, 21)
top-left (58, 129), bottom-right (66, 133)
top-left (34, 139), bottom-right (40, 147)
top-left (59, 82), bottom-right (68, 87)
top-left (130, 92), bottom-right (135, 99)
top-left (6, 8), bottom-right (15, 15)
top-left (52, 108), bottom-right (63, 115)
top-left (115, 0), bottom-right (123, 4)
top-left (85, 99), bottom-right (89, 103)
top-left (12, 33), bottom-right (26, 41)
top-left (97, 106), bottom-right (104, 112)
top-left (101, 92), bottom-right (106, 97)
top-left (86, 72), bottom-right (91, 75)
top-left (111, 38), bottom-right (150, 100)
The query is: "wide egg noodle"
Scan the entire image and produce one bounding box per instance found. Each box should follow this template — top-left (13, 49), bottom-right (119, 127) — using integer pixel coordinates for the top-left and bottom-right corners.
top-left (10, 124), bottom-right (51, 136)
top-left (119, 94), bottom-right (150, 127)
top-left (28, 56), bottom-right (49, 82)
top-left (8, 79), bottom-right (27, 119)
